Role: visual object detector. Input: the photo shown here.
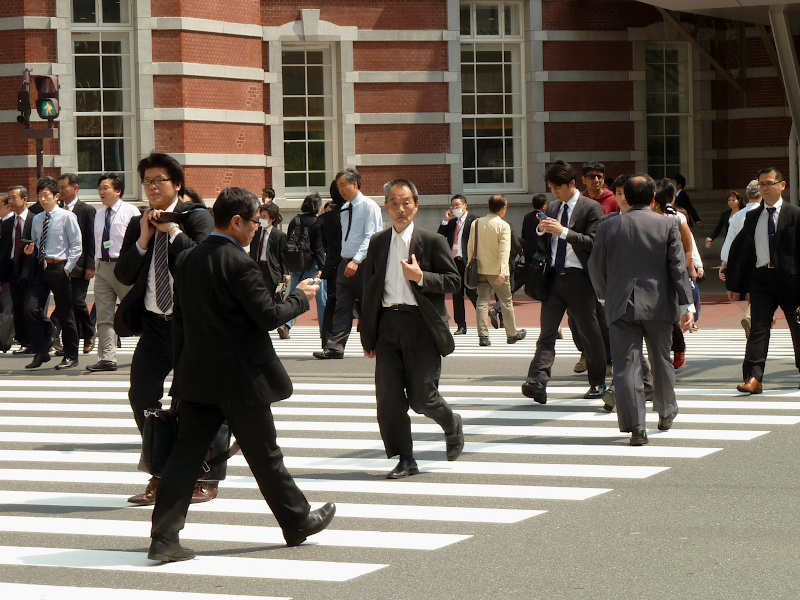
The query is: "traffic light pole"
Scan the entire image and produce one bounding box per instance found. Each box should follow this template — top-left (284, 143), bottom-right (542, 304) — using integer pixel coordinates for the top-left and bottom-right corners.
top-left (18, 68), bottom-right (58, 180)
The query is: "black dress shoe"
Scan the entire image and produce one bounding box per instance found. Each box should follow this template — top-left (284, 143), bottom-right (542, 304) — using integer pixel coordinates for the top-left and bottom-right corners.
top-left (55, 357), bottom-right (79, 370)
top-left (283, 502), bottom-right (336, 546)
top-left (445, 414), bottom-right (464, 461)
top-left (54, 349), bottom-right (65, 357)
top-left (478, 336), bottom-right (491, 347)
top-left (25, 353), bottom-right (51, 369)
top-left (507, 329), bottom-right (527, 344)
top-left (521, 381), bottom-right (547, 404)
top-left (583, 384), bottom-right (607, 399)
top-left (148, 538), bottom-right (196, 562)
top-left (630, 427), bottom-right (648, 446)
top-left (12, 345), bottom-right (33, 355)
top-left (312, 349), bottom-right (344, 359)
top-left (658, 407), bottom-right (679, 431)
top-left (488, 308), bottom-right (500, 329)
top-left (454, 326), bottom-right (467, 335)
top-left (386, 457), bottom-right (419, 479)
top-left (602, 387), bottom-right (616, 412)
top-left (85, 360), bottom-right (118, 372)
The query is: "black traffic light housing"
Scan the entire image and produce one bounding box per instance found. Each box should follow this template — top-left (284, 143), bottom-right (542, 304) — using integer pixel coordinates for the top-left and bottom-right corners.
top-left (17, 89), bottom-right (31, 129)
top-left (34, 75), bottom-right (60, 121)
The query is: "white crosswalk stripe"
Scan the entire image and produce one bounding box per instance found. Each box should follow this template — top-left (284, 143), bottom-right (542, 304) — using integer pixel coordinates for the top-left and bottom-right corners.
top-left (1, 344), bottom-right (799, 599)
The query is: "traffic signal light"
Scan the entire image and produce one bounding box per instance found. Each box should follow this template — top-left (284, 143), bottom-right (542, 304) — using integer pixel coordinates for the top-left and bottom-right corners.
top-left (17, 89), bottom-right (31, 128)
top-left (34, 75), bottom-right (59, 120)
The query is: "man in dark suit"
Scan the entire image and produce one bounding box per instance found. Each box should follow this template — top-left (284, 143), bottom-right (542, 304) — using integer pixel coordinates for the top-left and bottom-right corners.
top-left (318, 180), bottom-right (345, 348)
top-left (115, 152), bottom-right (214, 505)
top-left (522, 159), bottom-right (606, 405)
top-left (726, 166), bottom-right (800, 394)
top-left (249, 202), bottom-right (289, 300)
top-left (147, 186), bottom-right (334, 562)
top-left (673, 173), bottom-right (703, 230)
top-left (589, 174), bottom-right (693, 445)
top-left (53, 173), bottom-right (96, 354)
top-left (437, 194), bottom-right (477, 334)
top-left (360, 178), bottom-right (464, 479)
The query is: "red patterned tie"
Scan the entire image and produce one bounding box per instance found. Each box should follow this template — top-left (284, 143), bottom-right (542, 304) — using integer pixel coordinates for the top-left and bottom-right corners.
top-left (452, 218), bottom-right (461, 258)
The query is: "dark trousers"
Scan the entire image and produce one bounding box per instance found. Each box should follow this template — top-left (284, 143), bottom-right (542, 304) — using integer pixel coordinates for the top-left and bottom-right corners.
top-left (326, 258), bottom-right (363, 353)
top-left (744, 267), bottom-right (800, 382)
top-left (375, 309), bottom-right (457, 458)
top-left (8, 279), bottom-right (28, 345)
top-left (321, 274), bottom-right (337, 348)
top-left (528, 269), bottom-right (606, 386)
top-left (129, 311), bottom-right (173, 432)
top-left (24, 263), bottom-right (78, 358)
top-left (568, 298), bottom-right (611, 364)
top-left (0, 281), bottom-right (11, 314)
top-left (50, 276), bottom-right (95, 341)
top-left (151, 400), bottom-right (310, 542)
top-left (453, 256), bottom-right (477, 328)
top-left (671, 323), bottom-right (685, 353)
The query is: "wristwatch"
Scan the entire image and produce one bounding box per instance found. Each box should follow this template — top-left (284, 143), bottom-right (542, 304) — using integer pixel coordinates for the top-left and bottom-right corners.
top-left (167, 223), bottom-right (180, 234)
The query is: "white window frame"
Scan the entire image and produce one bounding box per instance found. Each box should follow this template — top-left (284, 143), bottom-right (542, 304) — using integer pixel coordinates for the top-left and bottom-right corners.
top-left (460, 1), bottom-right (526, 193)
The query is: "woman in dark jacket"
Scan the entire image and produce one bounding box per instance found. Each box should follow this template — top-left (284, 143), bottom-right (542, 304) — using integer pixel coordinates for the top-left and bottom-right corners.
top-left (705, 191), bottom-right (744, 248)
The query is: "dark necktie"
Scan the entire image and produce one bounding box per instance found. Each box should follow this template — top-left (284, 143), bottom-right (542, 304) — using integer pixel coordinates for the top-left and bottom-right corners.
top-left (39, 212), bottom-right (51, 266)
top-left (767, 206), bottom-right (777, 264)
top-left (257, 229), bottom-right (267, 262)
top-left (101, 208), bottom-right (112, 262)
top-left (153, 230), bottom-right (172, 313)
top-left (14, 216), bottom-right (22, 261)
top-left (342, 204), bottom-right (353, 241)
top-left (553, 204), bottom-right (570, 273)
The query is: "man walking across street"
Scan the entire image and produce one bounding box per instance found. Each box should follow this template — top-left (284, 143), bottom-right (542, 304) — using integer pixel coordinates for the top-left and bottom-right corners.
top-left (437, 194), bottom-right (477, 334)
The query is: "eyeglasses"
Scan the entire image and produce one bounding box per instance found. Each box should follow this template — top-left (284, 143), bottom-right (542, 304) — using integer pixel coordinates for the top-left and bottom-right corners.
top-left (758, 181), bottom-right (783, 189)
top-left (244, 217), bottom-right (260, 226)
top-left (585, 174), bottom-right (604, 180)
top-left (142, 178), bottom-right (171, 187)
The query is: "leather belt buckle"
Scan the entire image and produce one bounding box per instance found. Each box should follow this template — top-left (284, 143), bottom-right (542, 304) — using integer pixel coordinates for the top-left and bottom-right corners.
top-left (765, 262), bottom-right (776, 269)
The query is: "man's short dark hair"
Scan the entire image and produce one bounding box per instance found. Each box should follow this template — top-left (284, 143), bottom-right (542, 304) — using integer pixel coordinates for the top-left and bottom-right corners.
top-left (36, 176), bottom-right (59, 196)
top-left (488, 194), bottom-right (507, 213)
top-left (758, 165), bottom-right (784, 181)
top-left (301, 191), bottom-right (322, 214)
top-left (263, 201), bottom-right (282, 225)
top-left (531, 193), bottom-right (547, 210)
top-left (545, 159), bottom-right (576, 187)
top-left (97, 172), bottom-right (125, 195)
top-left (137, 152), bottom-right (185, 197)
top-left (451, 194), bottom-right (467, 205)
top-left (213, 187), bottom-right (260, 229)
top-left (582, 161), bottom-right (605, 176)
top-left (673, 173), bottom-right (687, 189)
top-left (58, 173), bottom-right (79, 186)
top-left (604, 176), bottom-right (614, 188)
top-left (335, 168), bottom-right (362, 190)
top-left (262, 187), bottom-right (275, 199)
top-left (623, 174), bottom-right (657, 206)
top-left (384, 178), bottom-right (419, 204)
top-left (610, 174), bottom-right (631, 193)
top-left (8, 185), bottom-right (28, 199)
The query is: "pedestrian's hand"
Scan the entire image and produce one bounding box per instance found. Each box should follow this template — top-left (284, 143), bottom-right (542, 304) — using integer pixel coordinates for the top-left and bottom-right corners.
top-left (705, 237), bottom-right (712, 248)
top-left (680, 311), bottom-right (694, 332)
top-left (23, 242), bottom-right (34, 255)
top-left (727, 290), bottom-right (738, 302)
top-left (363, 349), bottom-right (376, 358)
top-left (296, 278), bottom-right (319, 302)
top-left (401, 253), bottom-right (423, 283)
top-left (495, 273), bottom-right (506, 285)
top-left (344, 260), bottom-right (358, 277)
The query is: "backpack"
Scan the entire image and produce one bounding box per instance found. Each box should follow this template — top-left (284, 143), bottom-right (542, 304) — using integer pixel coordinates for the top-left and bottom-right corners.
top-left (285, 215), bottom-right (314, 273)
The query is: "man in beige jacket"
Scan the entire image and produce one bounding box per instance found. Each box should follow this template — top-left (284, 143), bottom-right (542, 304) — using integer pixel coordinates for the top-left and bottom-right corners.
top-left (468, 194), bottom-right (526, 346)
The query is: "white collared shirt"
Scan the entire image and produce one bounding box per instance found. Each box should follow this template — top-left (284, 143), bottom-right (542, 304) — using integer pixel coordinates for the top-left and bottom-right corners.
top-left (94, 199), bottom-right (141, 263)
top-left (720, 201), bottom-right (760, 263)
top-left (540, 191), bottom-right (582, 269)
top-left (382, 221), bottom-right (419, 307)
top-left (143, 198), bottom-right (180, 315)
top-left (755, 198), bottom-right (782, 267)
top-left (66, 198), bottom-right (78, 212)
top-left (10, 208), bottom-right (29, 260)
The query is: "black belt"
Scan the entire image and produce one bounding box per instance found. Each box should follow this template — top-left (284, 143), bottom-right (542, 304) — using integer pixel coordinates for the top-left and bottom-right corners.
top-left (759, 262), bottom-right (776, 269)
top-left (146, 310), bottom-right (173, 322)
top-left (554, 267), bottom-right (583, 275)
top-left (382, 304), bottom-right (420, 313)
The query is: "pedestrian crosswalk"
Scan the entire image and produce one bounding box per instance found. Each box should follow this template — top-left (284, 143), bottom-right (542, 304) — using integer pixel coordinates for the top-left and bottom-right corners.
top-left (1, 349), bottom-right (799, 598)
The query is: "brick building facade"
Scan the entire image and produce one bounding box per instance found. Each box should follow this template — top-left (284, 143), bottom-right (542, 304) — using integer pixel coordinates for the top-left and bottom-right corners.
top-left (0, 0), bottom-right (793, 226)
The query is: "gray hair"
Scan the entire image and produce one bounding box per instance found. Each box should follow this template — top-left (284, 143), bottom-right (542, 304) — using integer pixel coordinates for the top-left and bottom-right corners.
top-left (745, 179), bottom-right (761, 201)
top-left (383, 178), bottom-right (419, 204)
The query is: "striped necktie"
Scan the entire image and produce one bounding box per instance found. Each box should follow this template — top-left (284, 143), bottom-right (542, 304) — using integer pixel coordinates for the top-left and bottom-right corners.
top-left (39, 212), bottom-right (51, 266)
top-left (153, 230), bottom-right (172, 313)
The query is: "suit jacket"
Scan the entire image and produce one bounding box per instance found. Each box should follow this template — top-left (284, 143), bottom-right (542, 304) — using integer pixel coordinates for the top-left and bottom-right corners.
top-left (588, 204), bottom-right (693, 324)
top-left (360, 225), bottom-right (460, 357)
top-left (114, 200), bottom-right (214, 336)
top-left (171, 235), bottom-right (310, 406)
top-left (726, 202), bottom-right (800, 295)
top-left (467, 214), bottom-right (511, 277)
top-left (675, 189), bottom-right (701, 227)
top-left (538, 196), bottom-right (603, 271)
top-left (319, 205), bottom-right (343, 279)
top-left (0, 214), bottom-right (35, 283)
top-left (248, 226), bottom-right (288, 291)
top-left (437, 213), bottom-right (478, 260)
top-left (66, 199), bottom-right (96, 278)
top-left (521, 211), bottom-right (540, 264)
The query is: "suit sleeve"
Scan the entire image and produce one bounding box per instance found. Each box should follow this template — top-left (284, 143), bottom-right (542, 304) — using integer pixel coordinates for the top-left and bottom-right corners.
top-left (114, 216), bottom-right (146, 286)
top-left (418, 235), bottom-right (460, 295)
top-left (278, 230), bottom-right (288, 276)
top-left (709, 210), bottom-right (729, 241)
top-left (564, 201), bottom-right (601, 253)
top-left (82, 204), bottom-right (96, 269)
top-left (311, 219), bottom-right (325, 270)
top-left (587, 222), bottom-right (608, 302)
top-left (168, 208), bottom-right (214, 263)
top-left (667, 220), bottom-right (693, 305)
top-left (359, 238), bottom-right (379, 352)
top-left (498, 222), bottom-right (511, 277)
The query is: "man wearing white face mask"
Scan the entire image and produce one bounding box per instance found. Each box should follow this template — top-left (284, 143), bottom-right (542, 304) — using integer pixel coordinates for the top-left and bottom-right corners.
top-left (438, 195), bottom-right (478, 335)
top-left (249, 202), bottom-right (290, 305)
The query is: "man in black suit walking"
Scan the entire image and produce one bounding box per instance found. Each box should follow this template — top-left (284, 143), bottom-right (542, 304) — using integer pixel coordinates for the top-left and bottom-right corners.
top-left (522, 159), bottom-right (606, 405)
top-left (437, 194), bottom-right (477, 334)
top-left (726, 166), bottom-right (800, 394)
top-left (360, 178), bottom-right (465, 479)
top-left (147, 186), bottom-right (334, 562)
top-left (249, 202), bottom-right (289, 299)
top-left (115, 152), bottom-right (215, 505)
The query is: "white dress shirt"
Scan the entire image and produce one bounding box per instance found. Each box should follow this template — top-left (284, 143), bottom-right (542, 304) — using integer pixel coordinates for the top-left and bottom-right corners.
top-left (755, 198), bottom-right (782, 267)
top-left (382, 222), bottom-right (419, 307)
top-left (257, 225), bottom-right (273, 262)
top-left (94, 199), bottom-right (141, 263)
top-left (539, 191), bottom-right (582, 269)
top-left (137, 198), bottom-right (180, 315)
top-left (442, 213), bottom-right (468, 259)
top-left (721, 201), bottom-right (761, 263)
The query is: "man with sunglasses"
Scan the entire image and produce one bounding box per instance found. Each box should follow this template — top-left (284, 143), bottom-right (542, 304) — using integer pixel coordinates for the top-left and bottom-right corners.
top-left (115, 152), bottom-right (215, 504)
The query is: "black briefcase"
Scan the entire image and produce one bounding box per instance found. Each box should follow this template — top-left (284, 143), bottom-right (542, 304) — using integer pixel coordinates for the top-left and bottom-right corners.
top-left (524, 252), bottom-right (550, 302)
top-left (0, 313), bottom-right (14, 352)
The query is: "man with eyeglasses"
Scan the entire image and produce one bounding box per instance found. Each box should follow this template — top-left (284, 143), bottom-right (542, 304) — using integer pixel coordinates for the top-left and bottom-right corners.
top-left (115, 152), bottom-right (215, 504)
top-left (725, 166), bottom-right (800, 394)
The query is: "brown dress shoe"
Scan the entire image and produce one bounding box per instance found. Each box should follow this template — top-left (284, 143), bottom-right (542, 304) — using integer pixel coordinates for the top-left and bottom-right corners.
top-left (736, 377), bottom-right (762, 394)
top-left (191, 483), bottom-right (218, 503)
top-left (128, 478), bottom-right (159, 505)
top-left (83, 335), bottom-right (96, 354)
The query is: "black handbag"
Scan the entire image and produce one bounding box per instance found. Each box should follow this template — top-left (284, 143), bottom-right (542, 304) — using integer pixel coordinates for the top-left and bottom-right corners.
top-left (464, 219), bottom-right (479, 290)
top-left (524, 251), bottom-right (550, 302)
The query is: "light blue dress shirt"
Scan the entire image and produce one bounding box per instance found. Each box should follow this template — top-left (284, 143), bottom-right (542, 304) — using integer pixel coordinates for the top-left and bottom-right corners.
top-left (31, 205), bottom-right (83, 273)
top-left (339, 192), bottom-right (383, 264)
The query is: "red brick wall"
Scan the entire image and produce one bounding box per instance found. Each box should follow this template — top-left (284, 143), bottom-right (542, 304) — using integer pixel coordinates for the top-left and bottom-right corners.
top-left (151, 31), bottom-right (261, 68)
top-left (542, 0), bottom-right (660, 31)
top-left (544, 81), bottom-right (633, 111)
top-left (0, 168), bottom-right (60, 193)
top-left (355, 83), bottom-right (448, 113)
top-left (712, 117), bottom-right (792, 149)
top-left (183, 166), bottom-right (267, 200)
top-left (713, 158), bottom-right (789, 190)
top-left (152, 0), bottom-right (261, 22)
top-left (0, 123), bottom-right (59, 156)
top-left (0, 0), bottom-right (54, 18)
top-left (357, 165), bottom-right (450, 196)
top-left (154, 122), bottom-right (265, 154)
top-left (355, 124), bottom-right (449, 154)
top-left (153, 76), bottom-right (263, 110)
top-left (543, 41), bottom-right (632, 71)
top-left (0, 30), bottom-right (57, 64)
top-left (545, 121), bottom-right (634, 152)
top-left (353, 42), bottom-right (448, 72)
top-left (262, 0), bottom-right (447, 30)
